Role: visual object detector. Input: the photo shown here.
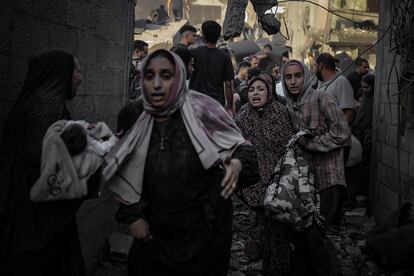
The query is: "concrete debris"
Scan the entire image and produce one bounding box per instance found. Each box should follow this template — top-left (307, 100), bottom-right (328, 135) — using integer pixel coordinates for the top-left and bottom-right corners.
top-left (96, 197), bottom-right (393, 276)
top-left (345, 207), bottom-right (367, 217)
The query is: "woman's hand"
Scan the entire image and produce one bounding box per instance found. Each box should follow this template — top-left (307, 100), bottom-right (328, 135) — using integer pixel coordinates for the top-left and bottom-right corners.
top-left (221, 158), bottom-right (242, 199)
top-left (128, 218), bottom-right (152, 241)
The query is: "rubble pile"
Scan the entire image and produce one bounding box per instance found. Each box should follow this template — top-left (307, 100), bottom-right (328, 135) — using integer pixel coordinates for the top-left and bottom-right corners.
top-left (95, 196), bottom-right (411, 276)
top-left (229, 196), bottom-right (263, 276)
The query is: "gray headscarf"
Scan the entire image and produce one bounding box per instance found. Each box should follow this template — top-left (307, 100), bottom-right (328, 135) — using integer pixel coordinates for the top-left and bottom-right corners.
top-left (281, 60), bottom-right (314, 106)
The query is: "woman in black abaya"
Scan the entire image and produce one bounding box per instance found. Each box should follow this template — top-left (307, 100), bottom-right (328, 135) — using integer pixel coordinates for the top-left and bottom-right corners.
top-left (0, 49), bottom-right (88, 275)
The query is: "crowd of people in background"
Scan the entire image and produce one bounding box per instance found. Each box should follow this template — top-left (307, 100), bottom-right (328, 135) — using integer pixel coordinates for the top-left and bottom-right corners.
top-left (0, 18), bottom-right (375, 276)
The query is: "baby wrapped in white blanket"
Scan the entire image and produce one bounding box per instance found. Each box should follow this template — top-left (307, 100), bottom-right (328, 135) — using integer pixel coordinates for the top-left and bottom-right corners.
top-left (30, 120), bottom-right (118, 202)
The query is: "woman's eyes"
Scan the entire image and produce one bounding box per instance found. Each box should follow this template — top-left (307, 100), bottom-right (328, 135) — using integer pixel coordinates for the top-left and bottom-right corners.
top-left (144, 73), bottom-right (154, 80)
top-left (161, 73), bottom-right (172, 80)
top-left (248, 87), bottom-right (266, 92)
top-left (144, 72), bottom-right (172, 80)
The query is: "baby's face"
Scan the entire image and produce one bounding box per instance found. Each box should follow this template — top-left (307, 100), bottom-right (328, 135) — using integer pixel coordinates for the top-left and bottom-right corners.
top-left (61, 124), bottom-right (87, 155)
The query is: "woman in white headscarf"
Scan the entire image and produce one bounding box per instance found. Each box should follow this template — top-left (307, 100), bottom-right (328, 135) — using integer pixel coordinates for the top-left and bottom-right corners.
top-left (103, 49), bottom-right (260, 276)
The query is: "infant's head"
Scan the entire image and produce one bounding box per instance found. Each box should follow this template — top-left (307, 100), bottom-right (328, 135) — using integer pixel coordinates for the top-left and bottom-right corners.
top-left (60, 123), bottom-right (87, 156)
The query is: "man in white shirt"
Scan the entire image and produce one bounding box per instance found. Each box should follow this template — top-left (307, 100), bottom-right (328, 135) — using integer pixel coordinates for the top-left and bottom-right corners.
top-left (316, 53), bottom-right (355, 124)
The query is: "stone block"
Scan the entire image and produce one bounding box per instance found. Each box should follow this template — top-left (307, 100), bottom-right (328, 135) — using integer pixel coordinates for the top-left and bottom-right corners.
top-left (100, 0), bottom-right (117, 10)
top-left (0, 10), bottom-right (11, 55)
top-left (85, 67), bottom-right (125, 97)
top-left (46, 24), bottom-right (78, 53)
top-left (409, 153), bottom-right (414, 179)
top-left (387, 125), bottom-right (398, 147)
top-left (67, 95), bottom-right (96, 121)
top-left (390, 104), bottom-right (400, 125)
top-left (7, 54), bottom-right (30, 100)
top-left (111, 45), bottom-right (128, 70)
top-left (101, 68), bottom-right (125, 95)
top-left (0, 54), bottom-right (10, 99)
top-left (400, 128), bottom-right (414, 153)
top-left (110, 18), bottom-right (127, 46)
top-left (375, 162), bottom-right (386, 185)
top-left (94, 94), bottom-right (125, 129)
top-left (77, 31), bottom-right (100, 65)
top-left (112, 0), bottom-right (130, 22)
top-left (380, 185), bottom-right (392, 210)
top-left (398, 150), bottom-right (409, 175)
top-left (0, 100), bottom-right (14, 136)
top-left (399, 173), bottom-right (413, 202)
top-left (381, 144), bottom-right (397, 169)
top-left (12, 0), bottom-right (67, 24)
top-left (374, 142), bottom-right (383, 160)
top-left (374, 122), bottom-right (387, 143)
top-left (95, 41), bottom-right (113, 67)
top-left (381, 162), bottom-right (399, 192)
top-left (10, 13), bottom-right (49, 56)
top-left (378, 83), bottom-right (399, 106)
top-left (96, 43), bottom-right (128, 72)
top-left (67, 0), bottom-right (98, 32)
top-left (38, 0), bottom-right (68, 24)
top-left (388, 189), bottom-right (400, 212)
top-left (10, 0), bottom-right (37, 18)
top-left (97, 8), bottom-right (112, 40)
top-left (378, 103), bottom-right (397, 125)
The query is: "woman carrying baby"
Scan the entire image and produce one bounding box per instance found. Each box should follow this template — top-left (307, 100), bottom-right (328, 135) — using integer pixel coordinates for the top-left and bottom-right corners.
top-left (0, 49), bottom-right (91, 275)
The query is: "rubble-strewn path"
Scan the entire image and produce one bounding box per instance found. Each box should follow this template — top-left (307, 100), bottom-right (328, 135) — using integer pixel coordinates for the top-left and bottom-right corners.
top-left (95, 196), bottom-right (405, 276)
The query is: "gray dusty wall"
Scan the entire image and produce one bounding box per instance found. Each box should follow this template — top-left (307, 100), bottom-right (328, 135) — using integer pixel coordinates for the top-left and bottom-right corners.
top-left (0, 0), bottom-right (135, 274)
top-left (370, 0), bottom-right (414, 222)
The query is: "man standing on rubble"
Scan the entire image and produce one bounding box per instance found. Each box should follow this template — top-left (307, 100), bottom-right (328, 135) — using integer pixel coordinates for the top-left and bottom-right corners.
top-left (190, 21), bottom-right (235, 117)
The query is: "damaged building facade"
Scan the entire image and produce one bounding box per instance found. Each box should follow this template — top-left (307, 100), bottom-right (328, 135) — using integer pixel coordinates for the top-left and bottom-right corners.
top-left (278, 0), bottom-right (379, 69)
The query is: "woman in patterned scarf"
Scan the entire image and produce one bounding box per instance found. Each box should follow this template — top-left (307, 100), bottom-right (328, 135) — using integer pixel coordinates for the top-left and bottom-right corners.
top-left (235, 76), bottom-right (294, 275)
top-left (0, 49), bottom-right (89, 275)
top-left (104, 49), bottom-right (260, 276)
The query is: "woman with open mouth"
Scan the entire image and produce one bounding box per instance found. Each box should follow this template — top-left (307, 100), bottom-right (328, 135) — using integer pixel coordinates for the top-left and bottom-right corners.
top-left (102, 49), bottom-right (260, 276)
top-left (235, 75), bottom-right (294, 275)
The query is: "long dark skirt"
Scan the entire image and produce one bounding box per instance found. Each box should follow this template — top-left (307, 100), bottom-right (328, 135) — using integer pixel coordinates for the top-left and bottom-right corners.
top-left (289, 224), bottom-right (341, 276)
top-left (128, 234), bottom-right (231, 276)
top-left (1, 218), bottom-right (86, 276)
top-left (260, 215), bottom-right (292, 276)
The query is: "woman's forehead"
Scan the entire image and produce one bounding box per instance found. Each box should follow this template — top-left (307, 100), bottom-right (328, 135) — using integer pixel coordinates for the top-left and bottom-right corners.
top-left (251, 79), bottom-right (266, 86)
top-left (284, 63), bottom-right (303, 73)
top-left (146, 56), bottom-right (175, 70)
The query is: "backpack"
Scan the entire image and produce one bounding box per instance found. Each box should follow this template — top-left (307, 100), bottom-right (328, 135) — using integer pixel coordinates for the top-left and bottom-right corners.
top-left (263, 131), bottom-right (324, 231)
top-left (236, 82), bottom-right (249, 106)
